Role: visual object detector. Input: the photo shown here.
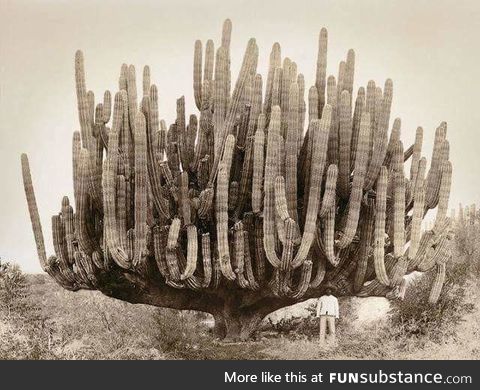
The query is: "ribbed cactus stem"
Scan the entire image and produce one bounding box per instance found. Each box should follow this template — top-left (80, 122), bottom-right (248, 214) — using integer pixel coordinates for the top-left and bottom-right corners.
top-left (133, 111), bottom-right (148, 266)
top-left (326, 75), bottom-right (338, 166)
top-left (323, 200), bottom-right (337, 266)
top-left (315, 27), bottom-right (328, 114)
top-left (103, 93), bottom-right (129, 269)
top-left (291, 106), bottom-right (331, 268)
top-left (209, 38), bottom-right (258, 186)
top-left (393, 173), bottom-right (406, 258)
top-left (354, 199), bottom-right (375, 292)
top-left (374, 166), bottom-right (390, 285)
top-left (338, 110), bottom-right (370, 249)
top-left (425, 122), bottom-right (447, 208)
top-left (21, 154), bottom-right (48, 271)
top-left (408, 158), bottom-right (427, 261)
top-left (193, 40), bottom-right (203, 110)
top-left (204, 40), bottom-right (214, 83)
top-left (263, 106), bottom-right (282, 267)
top-left (143, 65), bottom-right (150, 96)
top-left (252, 115), bottom-right (265, 214)
top-left (153, 226), bottom-right (170, 279)
top-left (181, 225), bottom-right (198, 280)
top-left (76, 148), bottom-right (99, 255)
top-left (428, 262), bottom-right (446, 304)
top-left (216, 162), bottom-right (236, 280)
top-left (434, 160), bottom-right (452, 228)
top-left (263, 42), bottom-right (281, 116)
top-left (318, 164), bottom-right (338, 218)
top-left (274, 176), bottom-right (290, 221)
top-left (350, 87), bottom-right (365, 168)
top-left (285, 82), bottom-right (299, 222)
top-left (281, 218), bottom-right (296, 271)
top-left (364, 79), bottom-right (393, 190)
top-left (337, 90), bottom-right (352, 198)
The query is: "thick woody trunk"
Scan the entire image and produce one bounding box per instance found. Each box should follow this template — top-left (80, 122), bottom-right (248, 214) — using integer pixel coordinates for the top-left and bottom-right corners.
top-left (212, 306), bottom-right (266, 341)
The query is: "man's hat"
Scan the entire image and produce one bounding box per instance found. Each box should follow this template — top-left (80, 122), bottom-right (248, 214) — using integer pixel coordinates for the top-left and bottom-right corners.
top-left (323, 281), bottom-right (337, 294)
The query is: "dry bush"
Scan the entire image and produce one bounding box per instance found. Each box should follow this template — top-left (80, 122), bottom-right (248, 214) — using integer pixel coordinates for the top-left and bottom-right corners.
top-left (389, 220), bottom-right (479, 343)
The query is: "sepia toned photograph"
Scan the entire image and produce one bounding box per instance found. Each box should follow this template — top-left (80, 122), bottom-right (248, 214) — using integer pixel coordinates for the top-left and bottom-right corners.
top-left (0, 0), bottom-right (479, 363)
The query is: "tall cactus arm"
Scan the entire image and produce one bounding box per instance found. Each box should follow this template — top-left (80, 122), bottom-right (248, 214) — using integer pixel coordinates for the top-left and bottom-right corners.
top-left (152, 226), bottom-right (170, 279)
top-left (364, 79), bottom-right (393, 190)
top-left (281, 218), bottom-right (296, 271)
top-left (204, 40), bottom-right (215, 84)
top-left (21, 154), bottom-right (48, 271)
top-left (289, 259), bottom-right (313, 299)
top-left (126, 65), bottom-right (138, 131)
top-left (179, 171), bottom-right (191, 225)
top-left (337, 110), bottom-right (370, 249)
top-left (323, 199), bottom-right (337, 266)
top-left (298, 90), bottom-right (318, 203)
top-left (344, 49), bottom-right (355, 96)
top-left (326, 75), bottom-right (338, 166)
top-left (146, 85), bottom-right (170, 219)
top-left (264, 43), bottom-right (281, 115)
top-left (233, 221), bottom-right (249, 288)
top-left (263, 106), bottom-right (282, 267)
top-left (142, 65), bottom-right (151, 96)
top-left (297, 73), bottom-right (306, 154)
top-left (193, 40), bottom-right (203, 110)
top-left (133, 111), bottom-right (148, 267)
top-left (102, 93), bottom-right (130, 269)
top-left (201, 233), bottom-right (213, 288)
top-left (393, 173), bottom-right (406, 258)
top-left (409, 127), bottom-right (424, 186)
top-left (252, 115), bottom-right (265, 214)
top-left (61, 198), bottom-right (75, 265)
top-left (354, 199), bottom-right (375, 292)
top-left (216, 163), bottom-right (236, 280)
top-left (166, 218), bottom-right (182, 280)
top-left (181, 225), bottom-right (198, 280)
top-left (102, 90), bottom-right (112, 123)
top-left (318, 164), bottom-right (338, 218)
top-left (234, 74), bottom-right (263, 219)
top-left (428, 262), bottom-right (446, 304)
top-left (75, 50), bottom-right (93, 148)
top-left (315, 27), bottom-right (328, 114)
top-left (425, 122), bottom-right (447, 208)
top-left (76, 148), bottom-right (100, 255)
top-left (408, 158), bottom-right (427, 264)
top-left (213, 46), bottom-right (228, 157)
top-left (292, 106), bottom-right (331, 269)
top-left (208, 39), bottom-right (258, 186)
top-left (434, 160), bottom-right (452, 228)
top-left (242, 227), bottom-right (259, 290)
top-left (374, 166), bottom-right (390, 285)
top-left (274, 176), bottom-right (291, 221)
top-left (285, 83), bottom-right (299, 222)
top-left (337, 90), bottom-right (352, 198)
top-left (350, 87), bottom-right (365, 169)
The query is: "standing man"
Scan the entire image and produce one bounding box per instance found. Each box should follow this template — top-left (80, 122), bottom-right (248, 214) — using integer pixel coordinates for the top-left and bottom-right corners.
top-left (316, 286), bottom-right (339, 344)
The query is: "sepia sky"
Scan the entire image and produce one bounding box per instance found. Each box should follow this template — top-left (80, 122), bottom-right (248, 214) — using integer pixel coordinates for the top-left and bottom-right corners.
top-left (0, 0), bottom-right (479, 273)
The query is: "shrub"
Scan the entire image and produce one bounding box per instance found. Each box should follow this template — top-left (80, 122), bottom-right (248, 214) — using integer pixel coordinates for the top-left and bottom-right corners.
top-left (389, 259), bottom-right (475, 342)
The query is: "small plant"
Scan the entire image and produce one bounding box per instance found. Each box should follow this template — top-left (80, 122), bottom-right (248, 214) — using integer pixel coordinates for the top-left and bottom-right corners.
top-left (389, 219), bottom-right (477, 342)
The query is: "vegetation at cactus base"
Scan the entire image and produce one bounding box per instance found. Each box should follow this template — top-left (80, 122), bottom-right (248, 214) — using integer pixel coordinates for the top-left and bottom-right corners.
top-left (1, 208), bottom-right (478, 359)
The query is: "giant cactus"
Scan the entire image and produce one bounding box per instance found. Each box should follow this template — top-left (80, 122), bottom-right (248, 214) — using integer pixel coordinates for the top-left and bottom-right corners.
top-left (21, 20), bottom-right (453, 341)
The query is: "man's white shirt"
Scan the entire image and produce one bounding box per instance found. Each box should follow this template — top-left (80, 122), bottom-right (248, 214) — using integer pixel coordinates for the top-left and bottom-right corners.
top-left (316, 295), bottom-right (339, 318)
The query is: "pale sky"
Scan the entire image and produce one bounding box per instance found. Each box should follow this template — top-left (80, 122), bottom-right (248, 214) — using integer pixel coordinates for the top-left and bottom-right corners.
top-left (1, 0), bottom-right (479, 273)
